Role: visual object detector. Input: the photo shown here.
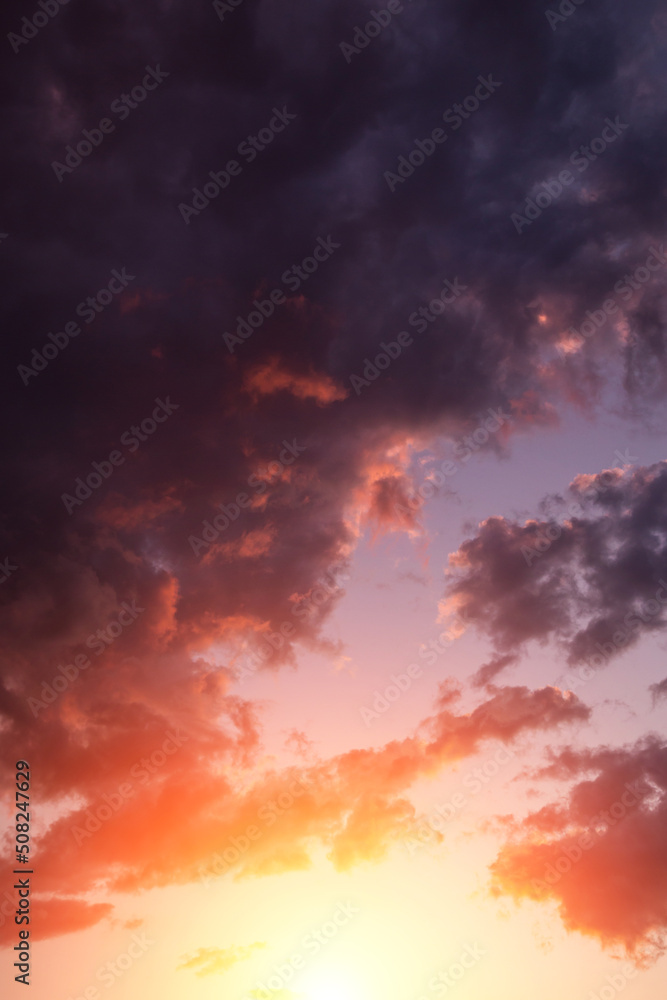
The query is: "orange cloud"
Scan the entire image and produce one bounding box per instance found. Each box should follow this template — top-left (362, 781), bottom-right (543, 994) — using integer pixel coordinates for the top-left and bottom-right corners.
top-left (243, 357), bottom-right (348, 405)
top-left (8, 683), bottom-right (587, 913)
top-left (489, 738), bottom-right (667, 964)
top-left (96, 493), bottom-right (184, 529)
top-left (343, 441), bottom-right (426, 540)
top-left (0, 895), bottom-right (112, 945)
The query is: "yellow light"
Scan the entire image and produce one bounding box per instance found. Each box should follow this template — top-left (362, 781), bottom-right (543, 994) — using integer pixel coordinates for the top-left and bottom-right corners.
top-left (301, 968), bottom-right (366, 1000)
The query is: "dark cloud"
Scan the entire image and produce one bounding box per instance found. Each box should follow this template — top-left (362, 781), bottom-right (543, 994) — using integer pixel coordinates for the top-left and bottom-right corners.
top-left (443, 462), bottom-right (667, 667)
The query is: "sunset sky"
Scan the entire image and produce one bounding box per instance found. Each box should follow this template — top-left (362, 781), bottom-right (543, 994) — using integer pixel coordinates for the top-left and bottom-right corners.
top-left (2, 1), bottom-right (667, 999)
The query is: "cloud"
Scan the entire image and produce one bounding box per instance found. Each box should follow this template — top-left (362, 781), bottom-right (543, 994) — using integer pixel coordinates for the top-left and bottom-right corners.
top-left (471, 653), bottom-right (519, 689)
top-left (0, 896), bottom-right (113, 946)
top-left (284, 729), bottom-right (316, 757)
top-left (0, 681), bottom-right (588, 926)
top-left (177, 942), bottom-right (266, 977)
top-left (442, 462), bottom-right (667, 667)
top-left (489, 737), bottom-right (667, 964)
top-left (243, 357), bottom-right (348, 405)
top-left (649, 678), bottom-right (667, 706)
top-left (0, 0), bottom-right (666, 963)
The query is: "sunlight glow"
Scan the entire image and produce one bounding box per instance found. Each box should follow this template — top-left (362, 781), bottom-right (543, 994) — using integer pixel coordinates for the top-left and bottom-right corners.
top-left (301, 968), bottom-right (367, 1000)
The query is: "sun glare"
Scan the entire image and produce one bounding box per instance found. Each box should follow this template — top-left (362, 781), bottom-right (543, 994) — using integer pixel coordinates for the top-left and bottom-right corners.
top-left (302, 969), bottom-right (366, 1000)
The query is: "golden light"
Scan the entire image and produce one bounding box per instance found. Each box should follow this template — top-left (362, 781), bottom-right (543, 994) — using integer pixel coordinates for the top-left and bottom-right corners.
top-left (300, 967), bottom-right (367, 1000)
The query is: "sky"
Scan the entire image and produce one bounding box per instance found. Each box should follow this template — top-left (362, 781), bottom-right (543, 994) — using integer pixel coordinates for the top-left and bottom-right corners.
top-left (1, 1), bottom-right (667, 999)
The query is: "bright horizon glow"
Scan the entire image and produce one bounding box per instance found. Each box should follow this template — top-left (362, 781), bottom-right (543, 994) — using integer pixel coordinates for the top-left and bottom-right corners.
top-left (299, 967), bottom-right (368, 1000)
